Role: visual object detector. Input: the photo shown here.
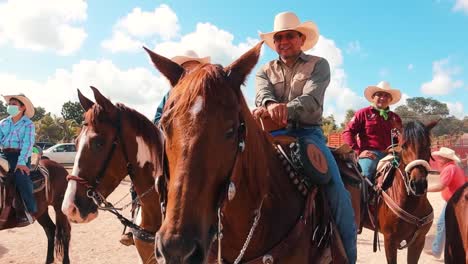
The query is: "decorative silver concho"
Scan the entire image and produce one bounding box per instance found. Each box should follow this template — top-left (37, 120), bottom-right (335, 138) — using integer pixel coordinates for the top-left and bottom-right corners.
top-left (262, 254), bottom-right (274, 264)
top-left (228, 182), bottom-right (236, 201)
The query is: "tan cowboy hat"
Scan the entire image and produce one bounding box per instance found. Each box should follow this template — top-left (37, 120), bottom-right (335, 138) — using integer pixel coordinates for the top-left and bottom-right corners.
top-left (259, 11), bottom-right (319, 51)
top-left (171, 50), bottom-right (211, 66)
top-left (432, 147), bottom-right (461, 163)
top-left (364, 81), bottom-right (402, 105)
top-left (2, 93), bottom-right (35, 118)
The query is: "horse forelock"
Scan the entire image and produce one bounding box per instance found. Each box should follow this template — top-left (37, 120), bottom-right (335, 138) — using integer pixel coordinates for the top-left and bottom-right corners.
top-left (161, 64), bottom-right (241, 129)
top-left (402, 120), bottom-right (431, 159)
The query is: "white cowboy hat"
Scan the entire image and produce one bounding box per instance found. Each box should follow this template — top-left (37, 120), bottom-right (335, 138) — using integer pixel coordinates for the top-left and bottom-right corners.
top-left (259, 11), bottom-right (319, 51)
top-left (2, 93), bottom-right (35, 118)
top-left (171, 50), bottom-right (211, 66)
top-left (364, 81), bottom-right (402, 105)
top-left (432, 147), bottom-right (461, 163)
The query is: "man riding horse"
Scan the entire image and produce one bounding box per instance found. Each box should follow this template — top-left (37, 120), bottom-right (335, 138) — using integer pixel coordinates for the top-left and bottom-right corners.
top-left (252, 11), bottom-right (357, 263)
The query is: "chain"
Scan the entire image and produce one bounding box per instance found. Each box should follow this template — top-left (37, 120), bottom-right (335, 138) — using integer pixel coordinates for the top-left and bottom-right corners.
top-left (232, 198), bottom-right (265, 264)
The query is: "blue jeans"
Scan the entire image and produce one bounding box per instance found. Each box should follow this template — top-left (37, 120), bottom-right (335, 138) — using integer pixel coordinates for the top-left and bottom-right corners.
top-left (432, 203), bottom-right (446, 256)
top-left (284, 126), bottom-right (357, 264)
top-left (358, 150), bottom-right (386, 182)
top-left (0, 152), bottom-right (37, 214)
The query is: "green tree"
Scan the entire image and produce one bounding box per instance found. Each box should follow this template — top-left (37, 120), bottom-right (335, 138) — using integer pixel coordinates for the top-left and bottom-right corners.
top-left (341, 109), bottom-right (356, 129)
top-left (61, 101), bottom-right (84, 124)
top-left (0, 101), bottom-right (6, 119)
top-left (395, 97), bottom-right (449, 124)
top-left (35, 114), bottom-right (63, 143)
top-left (322, 114), bottom-right (338, 137)
top-left (433, 116), bottom-right (464, 137)
top-left (463, 116), bottom-right (468, 133)
top-left (31, 106), bottom-right (47, 122)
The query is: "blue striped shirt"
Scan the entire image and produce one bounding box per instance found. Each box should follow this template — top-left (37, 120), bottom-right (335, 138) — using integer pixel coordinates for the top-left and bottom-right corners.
top-left (0, 116), bottom-right (36, 166)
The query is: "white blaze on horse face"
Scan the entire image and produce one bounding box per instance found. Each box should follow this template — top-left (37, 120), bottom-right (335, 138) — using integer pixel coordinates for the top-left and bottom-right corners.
top-left (190, 96), bottom-right (204, 118)
top-left (136, 136), bottom-right (152, 169)
top-left (62, 129), bottom-right (88, 217)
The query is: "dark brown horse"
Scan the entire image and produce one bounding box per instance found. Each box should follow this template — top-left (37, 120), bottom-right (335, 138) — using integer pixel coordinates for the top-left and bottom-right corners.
top-left (61, 87), bottom-right (163, 264)
top-left (145, 42), bottom-right (346, 264)
top-left (361, 121), bottom-right (437, 264)
top-left (0, 158), bottom-right (71, 264)
top-left (444, 182), bottom-right (468, 264)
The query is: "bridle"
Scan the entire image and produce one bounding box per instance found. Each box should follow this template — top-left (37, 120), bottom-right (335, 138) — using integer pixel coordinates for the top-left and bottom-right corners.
top-left (67, 108), bottom-right (155, 236)
top-left (156, 116), bottom-right (265, 263)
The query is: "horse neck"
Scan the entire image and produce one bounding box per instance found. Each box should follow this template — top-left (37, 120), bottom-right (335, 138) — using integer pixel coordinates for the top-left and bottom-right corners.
top-left (121, 111), bottom-right (163, 231)
top-left (220, 120), bottom-right (304, 261)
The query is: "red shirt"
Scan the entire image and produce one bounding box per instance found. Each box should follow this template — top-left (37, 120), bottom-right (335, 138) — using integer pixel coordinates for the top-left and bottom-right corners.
top-left (440, 161), bottom-right (466, 201)
top-left (342, 106), bottom-right (402, 153)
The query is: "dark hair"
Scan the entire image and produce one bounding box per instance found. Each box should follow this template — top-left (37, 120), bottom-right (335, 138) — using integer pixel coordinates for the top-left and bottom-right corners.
top-left (9, 98), bottom-right (25, 107)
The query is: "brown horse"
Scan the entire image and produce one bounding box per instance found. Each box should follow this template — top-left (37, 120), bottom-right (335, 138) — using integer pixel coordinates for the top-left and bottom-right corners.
top-left (361, 120), bottom-right (437, 264)
top-left (145, 42), bottom-right (346, 264)
top-left (61, 87), bottom-right (163, 264)
top-left (444, 182), bottom-right (468, 264)
top-left (0, 158), bottom-right (71, 264)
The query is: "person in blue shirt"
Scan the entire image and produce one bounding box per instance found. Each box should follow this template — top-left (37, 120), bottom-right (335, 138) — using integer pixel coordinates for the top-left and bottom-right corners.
top-left (0, 94), bottom-right (37, 222)
top-left (153, 50), bottom-right (211, 125)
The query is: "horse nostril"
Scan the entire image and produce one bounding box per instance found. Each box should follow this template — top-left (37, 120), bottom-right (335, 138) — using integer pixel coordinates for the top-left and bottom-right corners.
top-left (185, 241), bottom-right (205, 263)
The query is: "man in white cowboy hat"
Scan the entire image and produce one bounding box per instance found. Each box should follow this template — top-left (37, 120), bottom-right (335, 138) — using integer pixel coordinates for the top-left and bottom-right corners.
top-left (253, 11), bottom-right (357, 263)
top-left (426, 147), bottom-right (466, 258)
top-left (343, 81), bottom-right (402, 183)
top-left (153, 50), bottom-right (210, 124)
top-left (0, 93), bottom-right (37, 223)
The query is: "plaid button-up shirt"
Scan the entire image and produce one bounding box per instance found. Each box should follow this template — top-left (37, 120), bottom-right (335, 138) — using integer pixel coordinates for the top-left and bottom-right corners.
top-left (0, 116), bottom-right (35, 165)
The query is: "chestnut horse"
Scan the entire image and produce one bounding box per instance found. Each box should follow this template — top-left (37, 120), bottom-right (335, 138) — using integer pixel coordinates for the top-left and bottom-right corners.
top-left (362, 120), bottom-right (436, 264)
top-left (61, 87), bottom-right (163, 264)
top-left (444, 182), bottom-right (468, 264)
top-left (0, 158), bottom-right (71, 264)
top-left (145, 42), bottom-right (346, 264)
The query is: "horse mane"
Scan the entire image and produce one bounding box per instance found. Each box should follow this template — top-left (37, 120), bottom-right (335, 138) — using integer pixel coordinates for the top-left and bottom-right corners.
top-left (449, 182), bottom-right (468, 204)
top-left (86, 102), bottom-right (162, 153)
top-left (160, 62), bottom-right (273, 200)
top-left (402, 120), bottom-right (432, 156)
top-left (161, 64), bottom-right (241, 129)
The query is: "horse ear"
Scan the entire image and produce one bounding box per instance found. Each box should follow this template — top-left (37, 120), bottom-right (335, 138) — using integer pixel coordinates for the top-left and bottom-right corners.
top-left (225, 41), bottom-right (263, 87)
top-left (143, 46), bottom-right (185, 87)
top-left (426, 119), bottom-right (439, 131)
top-left (77, 89), bottom-right (94, 111)
top-left (90, 86), bottom-right (117, 114)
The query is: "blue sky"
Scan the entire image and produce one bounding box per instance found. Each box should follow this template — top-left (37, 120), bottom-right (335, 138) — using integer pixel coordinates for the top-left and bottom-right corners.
top-left (1, 0), bottom-right (467, 123)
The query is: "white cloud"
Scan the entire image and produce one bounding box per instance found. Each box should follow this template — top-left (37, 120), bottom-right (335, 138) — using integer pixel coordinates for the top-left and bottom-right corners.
top-left (421, 58), bottom-right (463, 95)
top-left (408, 64), bottom-right (414, 71)
top-left (0, 60), bottom-right (168, 119)
top-left (101, 31), bottom-right (142, 53)
top-left (453, 0), bottom-right (468, 14)
top-left (154, 23), bottom-right (259, 66)
top-left (446, 101), bottom-right (465, 119)
top-left (379, 68), bottom-right (390, 77)
top-left (307, 36), bottom-right (367, 123)
top-left (346, 40), bottom-right (361, 54)
top-left (101, 4), bottom-right (180, 53)
top-left (0, 0), bottom-right (87, 55)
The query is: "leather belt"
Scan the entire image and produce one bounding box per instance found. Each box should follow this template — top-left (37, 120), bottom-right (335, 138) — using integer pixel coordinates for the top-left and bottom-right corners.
top-left (0, 148), bottom-right (21, 153)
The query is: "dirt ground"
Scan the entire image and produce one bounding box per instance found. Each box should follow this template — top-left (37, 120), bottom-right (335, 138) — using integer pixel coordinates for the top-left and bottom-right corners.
top-left (0, 175), bottom-right (447, 264)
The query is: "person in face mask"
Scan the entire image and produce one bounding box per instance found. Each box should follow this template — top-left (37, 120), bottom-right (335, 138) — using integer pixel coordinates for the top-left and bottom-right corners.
top-left (0, 93), bottom-right (37, 224)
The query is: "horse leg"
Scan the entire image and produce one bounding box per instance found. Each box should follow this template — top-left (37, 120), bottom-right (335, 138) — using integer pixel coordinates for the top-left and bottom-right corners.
top-left (383, 235), bottom-right (398, 264)
top-left (36, 212), bottom-right (56, 264)
top-left (54, 206), bottom-right (71, 264)
top-left (406, 232), bottom-right (426, 264)
top-left (135, 240), bottom-right (156, 264)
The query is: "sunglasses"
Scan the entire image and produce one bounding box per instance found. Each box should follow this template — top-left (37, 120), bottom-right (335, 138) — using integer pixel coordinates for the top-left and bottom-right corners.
top-left (273, 32), bottom-right (302, 42)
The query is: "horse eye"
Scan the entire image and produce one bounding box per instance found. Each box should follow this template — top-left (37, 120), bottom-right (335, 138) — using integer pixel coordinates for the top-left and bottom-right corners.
top-left (225, 127), bottom-right (235, 139)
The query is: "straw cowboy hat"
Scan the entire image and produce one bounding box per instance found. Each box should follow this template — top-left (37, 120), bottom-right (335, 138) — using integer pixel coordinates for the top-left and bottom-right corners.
top-left (171, 50), bottom-right (210, 66)
top-left (2, 93), bottom-right (35, 118)
top-left (259, 11), bottom-right (319, 51)
top-left (364, 81), bottom-right (402, 105)
top-left (432, 147), bottom-right (461, 163)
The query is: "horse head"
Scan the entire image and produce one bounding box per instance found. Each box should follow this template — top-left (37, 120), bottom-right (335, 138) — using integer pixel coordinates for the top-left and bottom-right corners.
top-left (144, 42), bottom-right (263, 264)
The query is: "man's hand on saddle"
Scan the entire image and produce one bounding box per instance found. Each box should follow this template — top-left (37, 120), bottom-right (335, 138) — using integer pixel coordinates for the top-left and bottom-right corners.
top-left (359, 150), bottom-right (377, 160)
top-left (15, 165), bottom-right (30, 175)
top-left (264, 102), bottom-right (288, 126)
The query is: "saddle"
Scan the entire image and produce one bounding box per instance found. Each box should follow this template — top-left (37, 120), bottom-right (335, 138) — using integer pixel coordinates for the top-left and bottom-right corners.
top-left (0, 155), bottom-right (49, 228)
